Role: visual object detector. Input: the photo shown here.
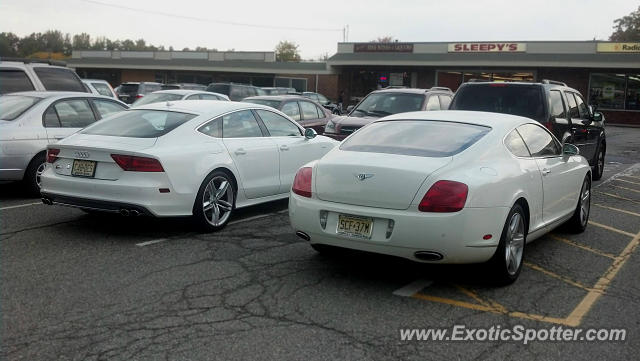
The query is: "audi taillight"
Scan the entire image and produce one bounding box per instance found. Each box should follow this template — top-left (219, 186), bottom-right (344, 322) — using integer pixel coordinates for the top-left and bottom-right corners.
top-left (292, 167), bottom-right (312, 197)
top-left (47, 148), bottom-right (60, 163)
top-left (111, 154), bottom-right (164, 172)
top-left (418, 180), bottom-right (468, 212)
top-left (136, 94), bottom-right (144, 99)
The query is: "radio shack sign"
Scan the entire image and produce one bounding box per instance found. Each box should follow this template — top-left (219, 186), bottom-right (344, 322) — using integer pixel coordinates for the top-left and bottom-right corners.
top-left (596, 43), bottom-right (640, 52)
top-left (354, 43), bottom-right (414, 53)
top-left (448, 43), bottom-right (526, 52)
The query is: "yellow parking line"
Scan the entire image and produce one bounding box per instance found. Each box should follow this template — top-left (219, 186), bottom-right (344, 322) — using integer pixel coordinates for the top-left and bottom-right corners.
top-left (588, 221), bottom-right (636, 237)
top-left (524, 262), bottom-right (593, 292)
top-left (597, 192), bottom-right (640, 204)
top-left (565, 230), bottom-right (640, 327)
top-left (508, 312), bottom-right (574, 326)
top-left (620, 175), bottom-right (640, 180)
top-left (412, 293), bottom-right (500, 313)
top-left (594, 203), bottom-right (640, 217)
top-left (549, 235), bottom-right (616, 259)
top-left (611, 185), bottom-right (640, 194)
top-left (455, 285), bottom-right (508, 313)
top-left (616, 178), bottom-right (640, 186)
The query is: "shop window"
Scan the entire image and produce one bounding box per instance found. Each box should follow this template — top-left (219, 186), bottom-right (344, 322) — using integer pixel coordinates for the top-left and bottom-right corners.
top-left (589, 73), bottom-right (626, 110)
top-left (626, 74), bottom-right (640, 111)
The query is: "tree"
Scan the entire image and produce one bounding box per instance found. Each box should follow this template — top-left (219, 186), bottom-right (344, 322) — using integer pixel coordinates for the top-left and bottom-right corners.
top-left (72, 33), bottom-right (91, 50)
top-left (275, 40), bottom-right (300, 62)
top-left (371, 36), bottom-right (394, 43)
top-left (0, 32), bottom-right (20, 56)
top-left (610, 6), bottom-right (640, 41)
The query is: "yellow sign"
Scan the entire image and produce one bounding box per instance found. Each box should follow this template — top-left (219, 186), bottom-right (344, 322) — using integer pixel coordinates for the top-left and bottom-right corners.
top-left (597, 43), bottom-right (640, 52)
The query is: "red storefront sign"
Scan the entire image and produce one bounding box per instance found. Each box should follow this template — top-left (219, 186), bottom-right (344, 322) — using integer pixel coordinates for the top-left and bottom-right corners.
top-left (448, 43), bottom-right (526, 52)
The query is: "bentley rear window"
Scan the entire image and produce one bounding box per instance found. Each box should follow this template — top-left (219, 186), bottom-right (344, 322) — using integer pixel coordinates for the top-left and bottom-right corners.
top-left (340, 120), bottom-right (490, 157)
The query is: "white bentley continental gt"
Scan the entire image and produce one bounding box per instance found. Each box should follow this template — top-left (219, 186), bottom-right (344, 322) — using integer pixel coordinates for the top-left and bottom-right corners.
top-left (40, 101), bottom-right (338, 231)
top-left (289, 111), bottom-right (592, 284)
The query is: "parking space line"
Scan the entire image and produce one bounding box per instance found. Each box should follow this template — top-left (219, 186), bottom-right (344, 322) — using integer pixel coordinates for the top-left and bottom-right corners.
top-left (455, 285), bottom-right (508, 313)
top-left (392, 279), bottom-right (433, 297)
top-left (588, 221), bottom-right (636, 237)
top-left (565, 230), bottom-right (640, 327)
top-left (620, 174), bottom-right (640, 180)
top-left (0, 202), bottom-right (42, 211)
top-left (524, 262), bottom-right (593, 292)
top-left (411, 293), bottom-right (499, 313)
top-left (136, 238), bottom-right (169, 247)
top-left (593, 203), bottom-right (640, 218)
top-left (610, 185), bottom-right (640, 193)
top-left (616, 178), bottom-right (640, 186)
top-left (597, 192), bottom-right (640, 204)
top-left (550, 234), bottom-right (616, 259)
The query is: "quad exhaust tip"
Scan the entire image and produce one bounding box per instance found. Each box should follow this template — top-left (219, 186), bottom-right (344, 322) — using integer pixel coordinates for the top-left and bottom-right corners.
top-left (414, 251), bottom-right (443, 261)
top-left (295, 231), bottom-right (310, 242)
top-left (41, 197), bottom-right (52, 205)
top-left (119, 209), bottom-right (142, 217)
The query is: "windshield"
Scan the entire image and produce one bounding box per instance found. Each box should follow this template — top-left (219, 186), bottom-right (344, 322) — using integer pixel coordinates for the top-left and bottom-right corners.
top-left (351, 92), bottom-right (424, 118)
top-left (450, 84), bottom-right (546, 122)
top-left (206, 84), bottom-right (230, 95)
top-left (241, 99), bottom-right (281, 109)
top-left (132, 93), bottom-right (184, 106)
top-left (81, 110), bottom-right (196, 138)
top-left (340, 120), bottom-right (490, 157)
top-left (0, 95), bottom-right (42, 120)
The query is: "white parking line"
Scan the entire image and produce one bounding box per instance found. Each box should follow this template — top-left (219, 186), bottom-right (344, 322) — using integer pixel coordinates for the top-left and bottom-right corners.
top-left (0, 202), bottom-right (42, 211)
top-left (136, 238), bottom-right (169, 247)
top-left (393, 279), bottom-right (433, 297)
top-left (136, 211), bottom-right (285, 247)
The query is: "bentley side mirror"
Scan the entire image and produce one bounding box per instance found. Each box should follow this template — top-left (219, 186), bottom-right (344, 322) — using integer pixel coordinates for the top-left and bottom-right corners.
top-left (304, 128), bottom-right (317, 140)
top-left (562, 143), bottom-right (579, 156)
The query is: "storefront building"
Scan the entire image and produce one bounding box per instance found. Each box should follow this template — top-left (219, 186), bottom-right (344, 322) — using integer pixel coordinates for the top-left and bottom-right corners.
top-left (328, 41), bottom-right (640, 125)
top-left (68, 41), bottom-right (640, 125)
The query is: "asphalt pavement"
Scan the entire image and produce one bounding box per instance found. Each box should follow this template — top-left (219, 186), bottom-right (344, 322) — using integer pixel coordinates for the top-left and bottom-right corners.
top-left (1, 126), bottom-right (639, 361)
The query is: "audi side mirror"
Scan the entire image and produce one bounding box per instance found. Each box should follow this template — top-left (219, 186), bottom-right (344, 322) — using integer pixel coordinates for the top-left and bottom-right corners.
top-left (347, 105), bottom-right (354, 113)
top-left (562, 143), bottom-right (579, 156)
top-left (592, 111), bottom-right (603, 122)
top-left (304, 128), bottom-right (317, 140)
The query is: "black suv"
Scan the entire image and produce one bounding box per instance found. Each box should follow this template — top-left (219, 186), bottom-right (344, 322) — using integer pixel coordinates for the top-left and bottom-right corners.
top-left (450, 80), bottom-right (606, 180)
top-left (206, 83), bottom-right (265, 101)
top-left (116, 82), bottom-right (162, 104)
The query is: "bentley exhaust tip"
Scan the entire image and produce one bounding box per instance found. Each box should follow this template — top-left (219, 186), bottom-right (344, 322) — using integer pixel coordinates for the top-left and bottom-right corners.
top-left (41, 197), bottom-right (53, 205)
top-left (295, 231), bottom-right (310, 242)
top-left (119, 209), bottom-right (130, 217)
top-left (130, 210), bottom-right (140, 217)
top-left (414, 251), bottom-right (443, 261)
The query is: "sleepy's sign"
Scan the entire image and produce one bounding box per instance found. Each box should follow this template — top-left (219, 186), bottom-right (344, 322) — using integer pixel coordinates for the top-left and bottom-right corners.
top-left (448, 43), bottom-right (526, 52)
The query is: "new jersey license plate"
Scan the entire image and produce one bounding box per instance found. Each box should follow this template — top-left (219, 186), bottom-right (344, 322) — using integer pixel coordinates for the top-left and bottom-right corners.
top-left (71, 160), bottom-right (96, 177)
top-left (337, 214), bottom-right (373, 239)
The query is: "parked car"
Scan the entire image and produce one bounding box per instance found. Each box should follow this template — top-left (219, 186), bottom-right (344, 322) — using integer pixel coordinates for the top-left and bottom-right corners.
top-left (242, 95), bottom-right (333, 134)
top-left (161, 83), bottom-right (207, 91)
top-left (0, 91), bottom-right (128, 194)
top-left (324, 87), bottom-right (454, 140)
top-left (261, 87), bottom-right (296, 95)
top-left (0, 59), bottom-right (87, 95)
top-left (116, 82), bottom-right (162, 104)
top-left (205, 83), bottom-right (265, 101)
top-left (449, 80), bottom-right (607, 180)
top-left (40, 101), bottom-right (338, 231)
top-left (131, 90), bottom-right (229, 107)
top-left (301, 92), bottom-right (341, 114)
top-left (290, 110), bottom-right (592, 285)
top-left (82, 79), bottom-right (117, 98)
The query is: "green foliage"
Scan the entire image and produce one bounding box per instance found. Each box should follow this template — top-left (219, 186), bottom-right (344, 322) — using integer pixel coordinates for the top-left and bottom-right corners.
top-left (275, 40), bottom-right (301, 62)
top-left (610, 6), bottom-right (640, 41)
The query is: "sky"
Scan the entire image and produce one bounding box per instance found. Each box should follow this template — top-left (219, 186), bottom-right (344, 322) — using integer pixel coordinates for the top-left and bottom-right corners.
top-left (1, 0), bottom-right (638, 59)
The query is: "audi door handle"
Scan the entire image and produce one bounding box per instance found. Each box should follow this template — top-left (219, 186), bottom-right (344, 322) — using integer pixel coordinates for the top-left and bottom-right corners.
top-left (54, 136), bottom-right (65, 140)
top-left (542, 168), bottom-right (551, 176)
top-left (234, 148), bottom-right (247, 155)
top-left (280, 145), bottom-right (289, 151)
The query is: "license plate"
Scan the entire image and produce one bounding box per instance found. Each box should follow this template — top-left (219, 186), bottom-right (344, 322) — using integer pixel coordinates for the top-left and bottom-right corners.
top-left (71, 160), bottom-right (96, 177)
top-left (337, 214), bottom-right (373, 239)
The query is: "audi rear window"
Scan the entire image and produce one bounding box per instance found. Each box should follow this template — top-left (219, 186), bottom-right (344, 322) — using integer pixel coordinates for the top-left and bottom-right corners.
top-left (33, 67), bottom-right (86, 92)
top-left (0, 95), bottom-right (42, 120)
top-left (340, 120), bottom-right (490, 157)
top-left (81, 110), bottom-right (196, 138)
top-left (0, 69), bottom-right (35, 94)
top-left (451, 84), bottom-right (546, 123)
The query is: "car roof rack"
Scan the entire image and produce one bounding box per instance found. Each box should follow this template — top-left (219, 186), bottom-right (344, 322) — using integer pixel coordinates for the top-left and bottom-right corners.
top-left (541, 79), bottom-right (567, 86)
top-left (0, 57), bottom-right (67, 66)
top-left (428, 86), bottom-right (452, 92)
